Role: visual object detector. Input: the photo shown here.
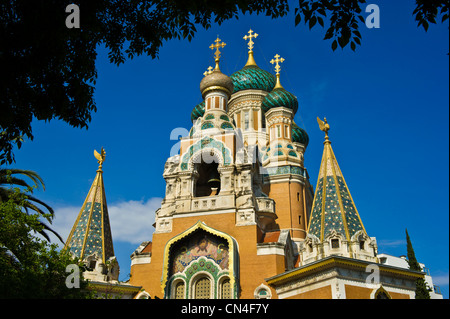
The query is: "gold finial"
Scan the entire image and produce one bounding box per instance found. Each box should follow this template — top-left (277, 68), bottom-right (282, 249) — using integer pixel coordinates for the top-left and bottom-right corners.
top-left (270, 54), bottom-right (285, 89)
top-left (244, 29), bottom-right (258, 51)
top-left (243, 29), bottom-right (258, 66)
top-left (203, 66), bottom-right (213, 76)
top-left (317, 117), bottom-right (331, 143)
top-left (94, 147), bottom-right (106, 171)
top-left (209, 36), bottom-right (226, 71)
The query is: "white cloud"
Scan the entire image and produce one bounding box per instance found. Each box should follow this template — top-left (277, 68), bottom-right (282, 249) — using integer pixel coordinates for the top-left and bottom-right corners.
top-left (48, 197), bottom-right (162, 246)
top-left (432, 273), bottom-right (449, 287)
top-left (377, 239), bottom-right (406, 247)
top-left (108, 198), bottom-right (161, 244)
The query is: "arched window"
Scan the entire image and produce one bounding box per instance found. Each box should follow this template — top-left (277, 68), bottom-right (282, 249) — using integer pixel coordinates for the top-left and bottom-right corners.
top-left (174, 281), bottom-right (185, 299)
top-left (221, 278), bottom-right (232, 299)
top-left (195, 277), bottom-right (211, 299)
top-left (195, 159), bottom-right (221, 197)
top-left (254, 284), bottom-right (272, 299)
top-left (374, 287), bottom-right (391, 299)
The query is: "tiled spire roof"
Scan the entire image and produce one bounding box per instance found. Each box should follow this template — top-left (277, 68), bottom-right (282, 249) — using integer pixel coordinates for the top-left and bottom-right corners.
top-left (64, 148), bottom-right (114, 264)
top-left (307, 119), bottom-right (367, 242)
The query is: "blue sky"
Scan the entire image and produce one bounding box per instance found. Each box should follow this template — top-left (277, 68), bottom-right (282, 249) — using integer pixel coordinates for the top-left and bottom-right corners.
top-left (9, 1), bottom-right (448, 297)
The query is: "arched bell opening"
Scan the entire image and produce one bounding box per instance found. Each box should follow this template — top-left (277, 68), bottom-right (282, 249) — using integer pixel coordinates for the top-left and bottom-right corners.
top-left (194, 158), bottom-right (221, 197)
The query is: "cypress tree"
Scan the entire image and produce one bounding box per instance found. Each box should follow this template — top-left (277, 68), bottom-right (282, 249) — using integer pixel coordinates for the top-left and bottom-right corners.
top-left (406, 228), bottom-right (430, 299)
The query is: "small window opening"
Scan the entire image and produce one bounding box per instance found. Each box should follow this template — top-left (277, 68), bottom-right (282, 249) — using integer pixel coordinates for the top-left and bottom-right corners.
top-left (359, 240), bottom-right (365, 250)
top-left (331, 239), bottom-right (340, 249)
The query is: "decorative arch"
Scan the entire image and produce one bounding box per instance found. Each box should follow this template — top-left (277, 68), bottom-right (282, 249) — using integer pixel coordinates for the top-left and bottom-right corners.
top-left (135, 290), bottom-right (151, 299)
top-left (161, 221), bottom-right (239, 298)
top-left (190, 147), bottom-right (223, 170)
top-left (371, 285), bottom-right (392, 299)
top-left (254, 283), bottom-right (272, 299)
top-left (180, 136), bottom-right (233, 171)
top-left (325, 229), bottom-right (346, 249)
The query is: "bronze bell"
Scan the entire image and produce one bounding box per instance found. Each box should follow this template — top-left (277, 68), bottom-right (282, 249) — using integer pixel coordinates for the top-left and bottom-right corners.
top-left (207, 170), bottom-right (220, 188)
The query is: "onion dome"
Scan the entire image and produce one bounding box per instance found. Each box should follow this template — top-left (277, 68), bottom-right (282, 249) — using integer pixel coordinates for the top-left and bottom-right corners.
top-left (261, 54), bottom-right (298, 114)
top-left (292, 122), bottom-right (309, 147)
top-left (230, 65), bottom-right (276, 93)
top-left (200, 68), bottom-right (234, 99)
top-left (191, 101), bottom-right (205, 122)
top-left (261, 88), bottom-right (299, 114)
top-left (230, 29), bottom-right (276, 93)
top-left (199, 36), bottom-right (234, 99)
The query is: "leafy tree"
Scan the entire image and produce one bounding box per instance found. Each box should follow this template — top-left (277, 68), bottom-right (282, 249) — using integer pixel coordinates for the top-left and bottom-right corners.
top-left (406, 228), bottom-right (431, 299)
top-left (1, 0), bottom-right (448, 165)
top-left (0, 186), bottom-right (91, 298)
top-left (0, 168), bottom-right (63, 243)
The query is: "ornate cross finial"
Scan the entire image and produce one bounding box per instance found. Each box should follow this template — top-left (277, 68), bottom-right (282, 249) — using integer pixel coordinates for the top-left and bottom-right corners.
top-left (203, 66), bottom-right (213, 76)
top-left (209, 36), bottom-right (226, 62)
top-left (270, 54), bottom-right (285, 88)
top-left (243, 29), bottom-right (258, 51)
top-left (94, 147), bottom-right (106, 171)
top-left (270, 54), bottom-right (285, 75)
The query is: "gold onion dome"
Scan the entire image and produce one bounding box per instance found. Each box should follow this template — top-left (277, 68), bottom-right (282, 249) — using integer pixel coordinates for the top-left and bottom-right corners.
top-left (200, 69), bottom-right (234, 99)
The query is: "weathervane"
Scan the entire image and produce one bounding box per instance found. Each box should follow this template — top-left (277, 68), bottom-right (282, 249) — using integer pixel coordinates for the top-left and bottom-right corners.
top-left (94, 147), bottom-right (106, 171)
top-left (270, 54), bottom-right (285, 88)
top-left (317, 117), bottom-right (331, 142)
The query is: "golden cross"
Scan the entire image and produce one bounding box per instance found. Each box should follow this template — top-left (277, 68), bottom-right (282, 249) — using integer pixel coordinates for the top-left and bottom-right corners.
top-left (203, 66), bottom-right (213, 76)
top-left (209, 36), bottom-right (226, 61)
top-left (270, 54), bottom-right (285, 75)
top-left (243, 29), bottom-right (258, 51)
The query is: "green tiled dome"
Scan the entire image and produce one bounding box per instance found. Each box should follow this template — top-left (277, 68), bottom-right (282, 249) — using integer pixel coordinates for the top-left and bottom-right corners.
top-left (292, 122), bottom-right (309, 147)
top-left (230, 65), bottom-right (276, 93)
top-left (191, 101), bottom-right (205, 122)
top-left (261, 88), bottom-right (299, 114)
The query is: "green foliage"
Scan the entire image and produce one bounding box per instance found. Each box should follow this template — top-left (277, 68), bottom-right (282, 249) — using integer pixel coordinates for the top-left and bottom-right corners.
top-left (295, 0), bottom-right (366, 52)
top-left (0, 168), bottom-right (63, 242)
top-left (413, 0), bottom-right (449, 31)
top-left (405, 228), bottom-right (431, 299)
top-left (0, 186), bottom-right (92, 298)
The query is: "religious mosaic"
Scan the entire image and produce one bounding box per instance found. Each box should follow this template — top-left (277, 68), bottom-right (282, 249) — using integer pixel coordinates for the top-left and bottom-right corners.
top-left (170, 231), bottom-right (229, 276)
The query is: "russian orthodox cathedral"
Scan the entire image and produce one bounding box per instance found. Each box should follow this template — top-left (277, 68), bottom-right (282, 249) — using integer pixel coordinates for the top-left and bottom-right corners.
top-left (65, 30), bottom-right (427, 299)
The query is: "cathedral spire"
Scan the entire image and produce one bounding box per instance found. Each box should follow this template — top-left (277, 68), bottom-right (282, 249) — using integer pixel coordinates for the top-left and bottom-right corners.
top-left (64, 148), bottom-right (114, 264)
top-left (307, 118), bottom-right (368, 243)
